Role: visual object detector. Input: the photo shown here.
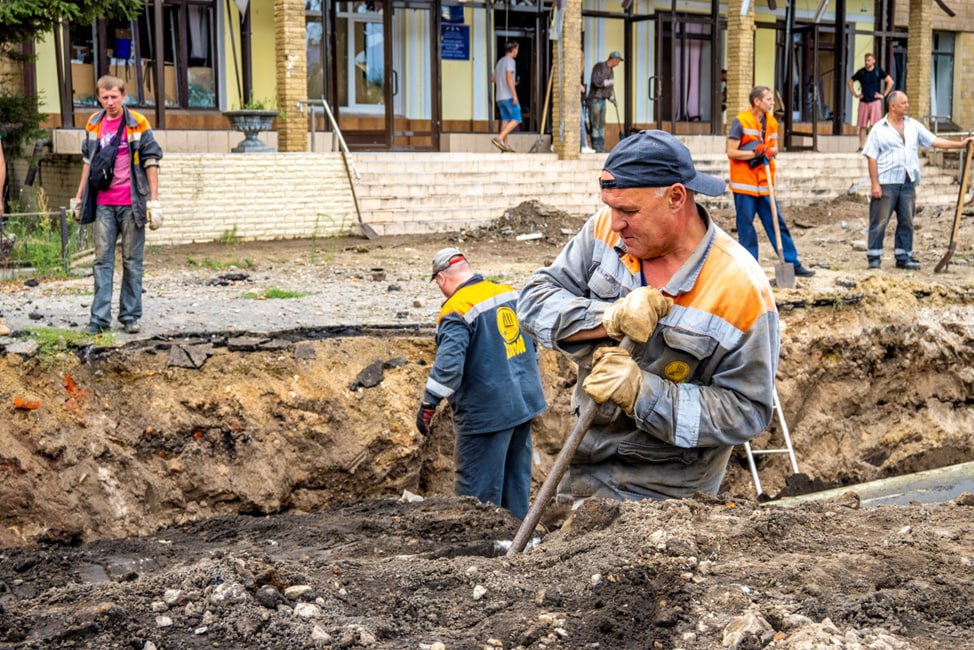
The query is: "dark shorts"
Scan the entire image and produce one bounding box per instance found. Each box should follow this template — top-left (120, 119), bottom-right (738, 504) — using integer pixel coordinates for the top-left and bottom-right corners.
top-left (498, 99), bottom-right (522, 123)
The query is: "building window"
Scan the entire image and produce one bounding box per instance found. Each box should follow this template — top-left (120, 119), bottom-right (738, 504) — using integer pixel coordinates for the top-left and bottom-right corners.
top-left (68, 0), bottom-right (217, 109)
top-left (931, 31), bottom-right (954, 120)
top-left (306, 1), bottom-right (385, 113)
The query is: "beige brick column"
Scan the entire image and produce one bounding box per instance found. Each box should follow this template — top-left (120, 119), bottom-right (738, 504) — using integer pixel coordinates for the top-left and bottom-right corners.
top-left (552, 0), bottom-right (581, 160)
top-left (906, 0), bottom-right (932, 122)
top-left (954, 33), bottom-right (974, 131)
top-left (274, 0), bottom-right (308, 152)
top-left (725, 0), bottom-right (754, 128)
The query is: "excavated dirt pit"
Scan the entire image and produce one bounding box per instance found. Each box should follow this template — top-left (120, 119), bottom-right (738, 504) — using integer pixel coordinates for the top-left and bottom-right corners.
top-left (2, 199), bottom-right (974, 648)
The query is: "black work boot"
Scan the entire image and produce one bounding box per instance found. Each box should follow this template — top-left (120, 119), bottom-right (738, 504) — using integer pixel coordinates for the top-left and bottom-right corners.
top-left (895, 258), bottom-right (921, 270)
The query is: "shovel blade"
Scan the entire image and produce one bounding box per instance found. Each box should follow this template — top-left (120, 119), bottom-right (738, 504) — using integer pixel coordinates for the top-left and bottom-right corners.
top-left (775, 262), bottom-right (795, 289)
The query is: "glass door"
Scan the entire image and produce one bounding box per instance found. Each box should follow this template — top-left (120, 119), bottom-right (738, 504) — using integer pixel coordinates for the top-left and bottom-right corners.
top-left (654, 11), bottom-right (719, 133)
top-left (390, 1), bottom-right (439, 150)
top-left (332, 1), bottom-right (392, 148)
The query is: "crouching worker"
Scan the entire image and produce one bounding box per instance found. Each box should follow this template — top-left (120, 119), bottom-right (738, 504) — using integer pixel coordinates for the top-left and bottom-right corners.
top-left (416, 249), bottom-right (547, 519)
top-left (517, 130), bottom-right (779, 503)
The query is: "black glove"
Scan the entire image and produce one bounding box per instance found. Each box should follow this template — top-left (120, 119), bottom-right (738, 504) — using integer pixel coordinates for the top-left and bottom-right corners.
top-left (416, 401), bottom-right (436, 435)
top-left (748, 152), bottom-right (770, 169)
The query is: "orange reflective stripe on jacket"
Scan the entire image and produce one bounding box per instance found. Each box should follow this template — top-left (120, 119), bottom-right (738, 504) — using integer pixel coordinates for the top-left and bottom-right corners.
top-left (729, 110), bottom-right (778, 197)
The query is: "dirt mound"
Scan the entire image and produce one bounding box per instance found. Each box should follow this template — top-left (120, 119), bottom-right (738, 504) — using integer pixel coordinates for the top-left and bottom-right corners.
top-left (466, 200), bottom-right (588, 244)
top-left (2, 495), bottom-right (972, 648)
top-left (4, 195), bottom-right (974, 649)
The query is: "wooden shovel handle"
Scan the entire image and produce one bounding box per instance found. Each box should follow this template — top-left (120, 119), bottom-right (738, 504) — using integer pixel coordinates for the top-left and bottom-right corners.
top-left (507, 336), bottom-right (635, 556)
top-left (764, 161), bottom-right (786, 260)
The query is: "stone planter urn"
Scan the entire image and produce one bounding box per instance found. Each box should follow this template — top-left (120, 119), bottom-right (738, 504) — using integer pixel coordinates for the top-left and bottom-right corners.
top-left (222, 109), bottom-right (279, 153)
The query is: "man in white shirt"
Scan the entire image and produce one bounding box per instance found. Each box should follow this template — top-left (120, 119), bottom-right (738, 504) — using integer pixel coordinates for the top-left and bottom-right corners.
top-left (862, 91), bottom-right (973, 270)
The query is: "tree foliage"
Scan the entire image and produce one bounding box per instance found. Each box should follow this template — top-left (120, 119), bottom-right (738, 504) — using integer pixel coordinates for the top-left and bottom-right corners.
top-left (0, 0), bottom-right (143, 47)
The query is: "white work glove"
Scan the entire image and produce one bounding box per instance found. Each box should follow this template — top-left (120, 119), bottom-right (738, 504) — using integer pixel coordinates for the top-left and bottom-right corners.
top-left (604, 78), bottom-right (615, 88)
top-left (602, 287), bottom-right (673, 344)
top-left (583, 347), bottom-right (642, 417)
top-left (146, 200), bottom-right (164, 230)
top-left (69, 198), bottom-right (81, 223)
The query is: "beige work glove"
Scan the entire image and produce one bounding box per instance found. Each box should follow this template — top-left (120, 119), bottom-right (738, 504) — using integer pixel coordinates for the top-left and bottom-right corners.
top-left (69, 198), bottom-right (82, 223)
top-left (146, 200), bottom-right (164, 230)
top-left (602, 286), bottom-right (673, 344)
top-left (582, 346), bottom-right (642, 417)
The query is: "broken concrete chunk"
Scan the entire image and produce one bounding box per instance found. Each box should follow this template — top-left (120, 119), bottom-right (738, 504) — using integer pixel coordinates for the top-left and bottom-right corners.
top-left (293, 343), bottom-right (317, 360)
top-left (167, 344), bottom-right (213, 369)
top-left (227, 336), bottom-right (270, 352)
top-left (6, 340), bottom-right (39, 359)
top-left (259, 338), bottom-right (292, 351)
top-left (383, 357), bottom-right (407, 369)
top-left (352, 360), bottom-right (385, 389)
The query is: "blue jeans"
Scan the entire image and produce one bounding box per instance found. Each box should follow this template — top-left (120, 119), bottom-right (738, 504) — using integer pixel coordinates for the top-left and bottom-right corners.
top-left (867, 181), bottom-right (917, 262)
top-left (733, 193), bottom-right (800, 265)
top-left (588, 98), bottom-right (606, 142)
top-left (454, 420), bottom-right (533, 520)
top-left (91, 204), bottom-right (145, 327)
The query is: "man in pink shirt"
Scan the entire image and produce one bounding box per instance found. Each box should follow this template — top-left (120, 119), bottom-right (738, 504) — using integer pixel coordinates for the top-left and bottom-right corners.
top-left (73, 76), bottom-right (163, 334)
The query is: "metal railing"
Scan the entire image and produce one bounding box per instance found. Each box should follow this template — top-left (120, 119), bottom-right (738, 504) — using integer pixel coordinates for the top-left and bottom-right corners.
top-left (295, 98), bottom-right (374, 237)
top-left (296, 99), bottom-right (359, 172)
top-left (0, 208), bottom-right (92, 278)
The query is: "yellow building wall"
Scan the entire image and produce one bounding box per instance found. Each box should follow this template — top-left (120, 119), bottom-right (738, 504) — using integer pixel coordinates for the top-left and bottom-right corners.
top-left (442, 9), bottom-right (474, 121)
top-left (224, 0), bottom-right (277, 108)
top-left (251, 0), bottom-right (277, 106)
top-left (442, 60), bottom-right (472, 120)
top-left (605, 17), bottom-right (627, 120)
top-left (754, 19), bottom-right (776, 91)
top-left (36, 34), bottom-right (60, 115)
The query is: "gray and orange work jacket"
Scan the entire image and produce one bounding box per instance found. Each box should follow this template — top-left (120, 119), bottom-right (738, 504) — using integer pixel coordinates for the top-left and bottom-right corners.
top-left (79, 107), bottom-right (163, 226)
top-left (517, 206), bottom-right (779, 500)
top-left (424, 275), bottom-right (547, 436)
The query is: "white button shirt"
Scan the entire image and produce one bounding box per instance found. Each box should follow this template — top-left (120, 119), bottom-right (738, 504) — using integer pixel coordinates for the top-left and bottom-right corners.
top-left (862, 115), bottom-right (936, 185)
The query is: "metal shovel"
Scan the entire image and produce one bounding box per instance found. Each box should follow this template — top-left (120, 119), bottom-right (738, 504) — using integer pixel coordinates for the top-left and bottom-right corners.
top-left (764, 161), bottom-right (794, 289)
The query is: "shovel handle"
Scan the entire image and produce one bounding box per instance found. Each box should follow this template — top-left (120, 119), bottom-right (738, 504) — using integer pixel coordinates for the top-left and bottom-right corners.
top-left (507, 335), bottom-right (634, 556)
top-left (764, 161), bottom-right (786, 260)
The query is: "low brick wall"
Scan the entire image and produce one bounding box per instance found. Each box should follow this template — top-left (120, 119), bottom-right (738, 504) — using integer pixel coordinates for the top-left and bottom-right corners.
top-left (18, 152), bottom-right (357, 246)
top-left (153, 153), bottom-right (356, 245)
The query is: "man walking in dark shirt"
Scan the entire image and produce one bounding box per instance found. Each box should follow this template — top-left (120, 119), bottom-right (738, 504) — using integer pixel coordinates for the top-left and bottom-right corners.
top-left (848, 53), bottom-right (893, 152)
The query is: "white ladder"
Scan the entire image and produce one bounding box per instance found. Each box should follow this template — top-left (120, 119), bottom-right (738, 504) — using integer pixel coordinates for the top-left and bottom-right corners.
top-left (744, 387), bottom-right (800, 497)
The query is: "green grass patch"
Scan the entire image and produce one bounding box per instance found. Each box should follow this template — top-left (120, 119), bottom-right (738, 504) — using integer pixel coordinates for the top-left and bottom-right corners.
top-left (26, 327), bottom-right (116, 366)
top-left (186, 257), bottom-right (255, 270)
top-left (218, 225), bottom-right (241, 248)
top-left (242, 287), bottom-right (311, 300)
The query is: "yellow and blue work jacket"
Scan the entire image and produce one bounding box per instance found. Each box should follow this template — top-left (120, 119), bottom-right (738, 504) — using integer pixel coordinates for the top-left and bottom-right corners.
top-left (424, 275), bottom-right (546, 436)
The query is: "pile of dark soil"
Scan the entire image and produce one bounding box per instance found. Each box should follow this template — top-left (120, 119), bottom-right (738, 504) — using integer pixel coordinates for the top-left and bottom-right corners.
top-left (465, 200), bottom-right (588, 244)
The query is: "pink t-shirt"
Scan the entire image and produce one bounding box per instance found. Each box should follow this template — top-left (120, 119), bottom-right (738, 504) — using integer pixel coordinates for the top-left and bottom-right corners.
top-left (95, 114), bottom-right (132, 206)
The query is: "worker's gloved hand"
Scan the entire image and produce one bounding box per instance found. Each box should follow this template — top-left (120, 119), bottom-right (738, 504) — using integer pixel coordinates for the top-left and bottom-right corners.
top-left (69, 197), bottom-right (81, 223)
top-left (583, 347), bottom-right (642, 417)
top-left (602, 286), bottom-right (673, 344)
top-left (415, 401), bottom-right (436, 435)
top-left (603, 78), bottom-right (615, 88)
top-left (146, 200), bottom-right (164, 230)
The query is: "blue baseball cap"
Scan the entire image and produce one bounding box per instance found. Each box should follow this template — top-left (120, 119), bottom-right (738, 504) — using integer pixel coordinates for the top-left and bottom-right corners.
top-left (600, 130), bottom-right (726, 197)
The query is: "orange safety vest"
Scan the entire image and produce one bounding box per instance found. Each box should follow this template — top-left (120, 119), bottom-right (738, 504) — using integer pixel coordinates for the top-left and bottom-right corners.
top-left (729, 109), bottom-right (778, 197)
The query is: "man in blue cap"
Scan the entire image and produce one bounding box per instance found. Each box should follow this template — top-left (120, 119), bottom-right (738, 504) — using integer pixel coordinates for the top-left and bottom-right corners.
top-left (587, 51), bottom-right (623, 153)
top-left (517, 130), bottom-right (779, 503)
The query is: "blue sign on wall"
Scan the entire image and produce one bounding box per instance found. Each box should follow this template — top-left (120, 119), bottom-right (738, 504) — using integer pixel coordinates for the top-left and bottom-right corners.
top-left (441, 24), bottom-right (470, 61)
